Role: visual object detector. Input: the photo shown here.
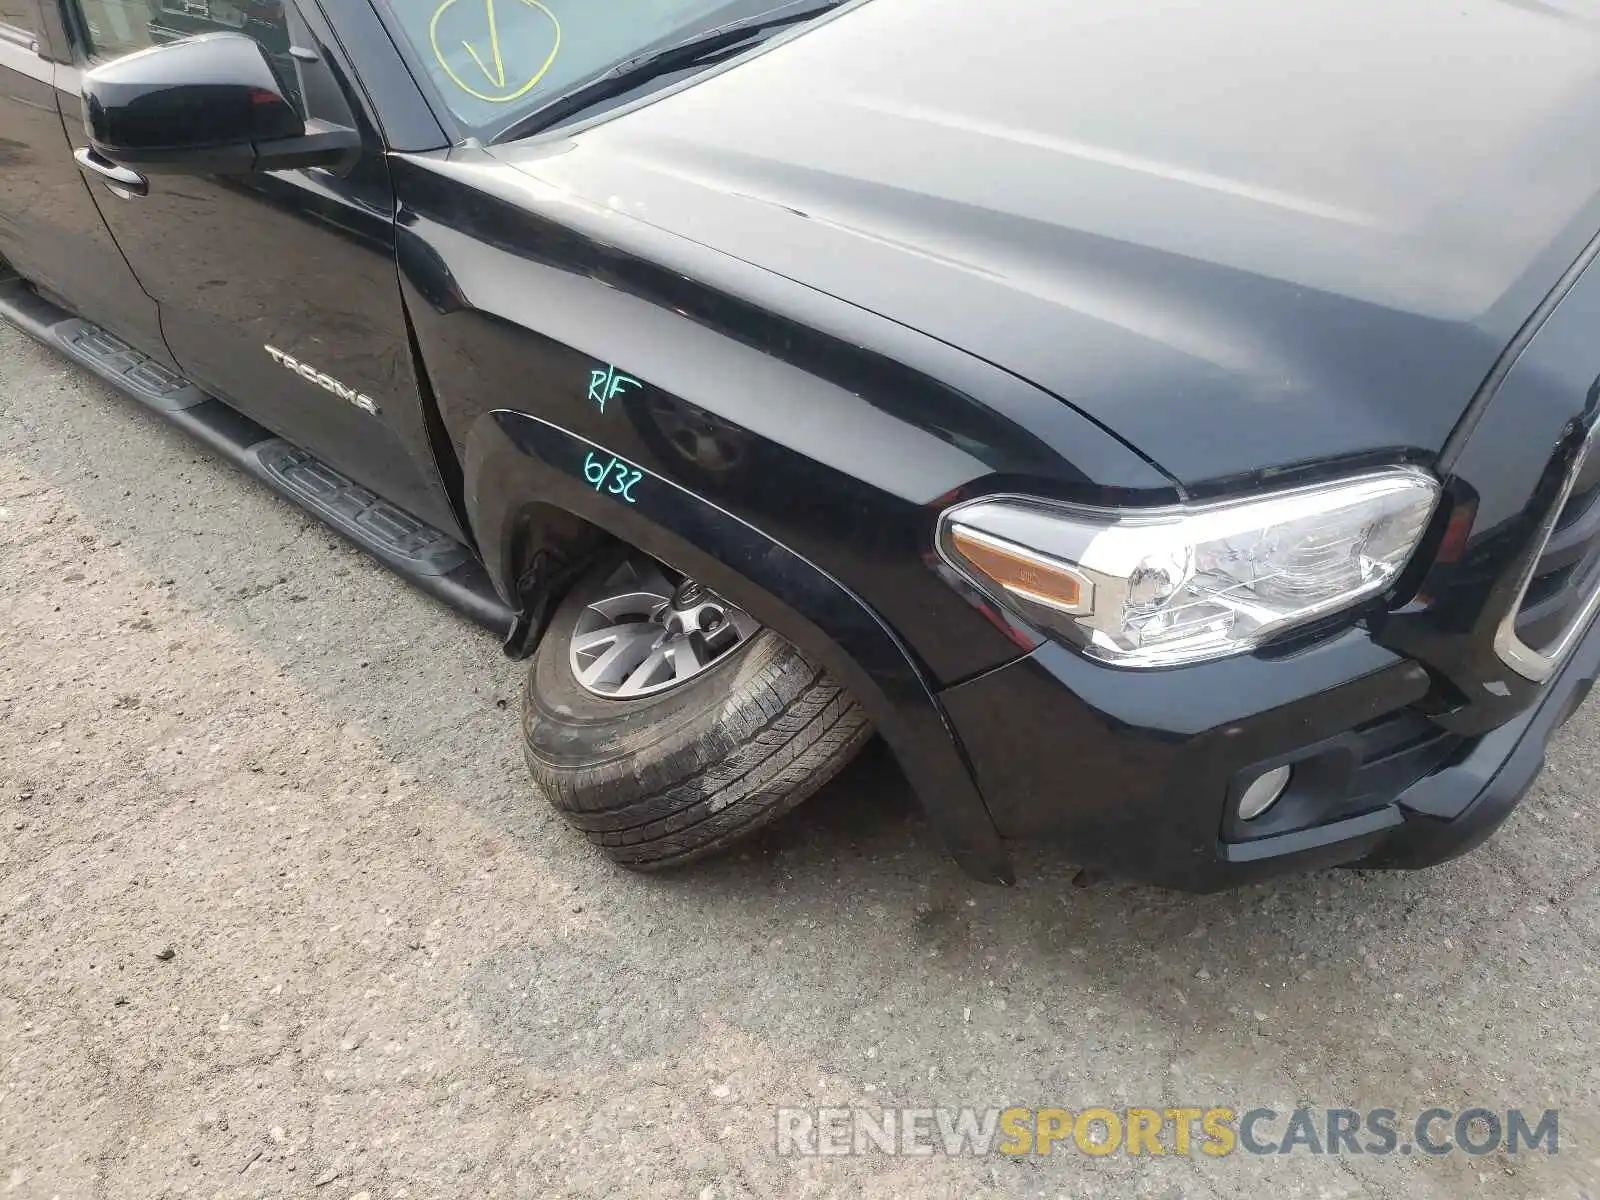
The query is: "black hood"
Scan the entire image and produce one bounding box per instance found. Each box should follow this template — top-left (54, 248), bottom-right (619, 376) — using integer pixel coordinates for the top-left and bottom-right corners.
top-left (493, 0), bottom-right (1600, 488)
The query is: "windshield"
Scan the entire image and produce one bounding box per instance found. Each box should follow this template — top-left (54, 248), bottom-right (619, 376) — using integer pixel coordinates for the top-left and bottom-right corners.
top-left (380, 0), bottom-right (771, 139)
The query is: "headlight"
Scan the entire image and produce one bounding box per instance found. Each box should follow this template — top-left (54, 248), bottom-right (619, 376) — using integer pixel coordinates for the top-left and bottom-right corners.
top-left (939, 468), bottom-right (1440, 668)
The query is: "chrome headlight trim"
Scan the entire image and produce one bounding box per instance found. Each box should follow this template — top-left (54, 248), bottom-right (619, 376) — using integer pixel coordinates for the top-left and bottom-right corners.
top-left (938, 467), bottom-right (1441, 669)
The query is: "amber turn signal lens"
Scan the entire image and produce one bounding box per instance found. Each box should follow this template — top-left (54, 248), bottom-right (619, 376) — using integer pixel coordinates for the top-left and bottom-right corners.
top-left (949, 525), bottom-right (1093, 616)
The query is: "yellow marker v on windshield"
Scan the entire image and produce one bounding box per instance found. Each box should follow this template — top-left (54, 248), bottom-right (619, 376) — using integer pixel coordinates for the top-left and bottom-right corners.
top-left (429, 0), bottom-right (561, 103)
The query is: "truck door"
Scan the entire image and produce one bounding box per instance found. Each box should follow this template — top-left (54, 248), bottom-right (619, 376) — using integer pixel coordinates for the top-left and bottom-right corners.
top-left (0, 0), bottom-right (165, 359)
top-left (51, 0), bottom-right (465, 538)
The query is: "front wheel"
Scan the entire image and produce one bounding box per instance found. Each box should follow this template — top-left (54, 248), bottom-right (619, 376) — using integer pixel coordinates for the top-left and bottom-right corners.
top-left (521, 553), bottom-right (873, 870)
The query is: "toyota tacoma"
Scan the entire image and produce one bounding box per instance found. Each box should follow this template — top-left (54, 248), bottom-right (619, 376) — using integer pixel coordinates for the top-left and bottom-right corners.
top-left (3, 0), bottom-right (1599, 889)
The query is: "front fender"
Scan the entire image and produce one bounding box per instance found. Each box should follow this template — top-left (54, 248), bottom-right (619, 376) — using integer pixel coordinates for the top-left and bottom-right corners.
top-left (394, 148), bottom-right (1176, 882)
top-left (392, 150), bottom-right (1178, 688)
top-left (465, 409), bottom-right (1014, 883)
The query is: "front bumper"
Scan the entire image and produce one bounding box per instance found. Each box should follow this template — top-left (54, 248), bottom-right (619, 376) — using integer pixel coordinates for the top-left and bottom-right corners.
top-left (935, 236), bottom-right (1600, 891)
top-left (939, 607), bottom-right (1600, 892)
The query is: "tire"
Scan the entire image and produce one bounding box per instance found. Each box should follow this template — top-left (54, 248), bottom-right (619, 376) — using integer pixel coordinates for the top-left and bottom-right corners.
top-left (521, 556), bottom-right (874, 870)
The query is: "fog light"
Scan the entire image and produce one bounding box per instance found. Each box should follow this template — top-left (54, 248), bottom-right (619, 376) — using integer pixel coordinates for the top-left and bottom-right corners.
top-left (1237, 765), bottom-right (1293, 821)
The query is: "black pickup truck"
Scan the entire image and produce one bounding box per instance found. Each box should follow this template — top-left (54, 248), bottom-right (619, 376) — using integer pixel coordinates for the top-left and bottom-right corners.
top-left (4, 0), bottom-right (1600, 890)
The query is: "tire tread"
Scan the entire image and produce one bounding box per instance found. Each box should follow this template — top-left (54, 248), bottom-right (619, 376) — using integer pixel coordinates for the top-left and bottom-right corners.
top-left (522, 602), bottom-right (872, 870)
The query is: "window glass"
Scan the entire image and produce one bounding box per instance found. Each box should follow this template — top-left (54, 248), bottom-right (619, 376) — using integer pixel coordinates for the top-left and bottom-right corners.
top-left (379, 0), bottom-right (772, 138)
top-left (72, 0), bottom-right (304, 110)
top-left (0, 0), bottom-right (34, 34)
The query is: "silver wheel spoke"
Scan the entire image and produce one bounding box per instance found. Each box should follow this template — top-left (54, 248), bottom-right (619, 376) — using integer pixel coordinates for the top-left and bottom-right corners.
top-left (587, 589), bottom-right (670, 623)
top-left (617, 646), bottom-right (672, 697)
top-left (575, 625), bottom-right (659, 690)
top-left (571, 622), bottom-right (647, 656)
top-left (671, 637), bottom-right (708, 680)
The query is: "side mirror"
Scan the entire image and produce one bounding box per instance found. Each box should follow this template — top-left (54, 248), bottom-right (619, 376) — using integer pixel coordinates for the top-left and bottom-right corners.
top-left (81, 32), bottom-right (358, 175)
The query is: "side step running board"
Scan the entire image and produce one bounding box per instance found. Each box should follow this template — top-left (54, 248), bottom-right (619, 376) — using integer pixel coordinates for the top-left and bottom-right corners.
top-left (0, 277), bottom-right (514, 635)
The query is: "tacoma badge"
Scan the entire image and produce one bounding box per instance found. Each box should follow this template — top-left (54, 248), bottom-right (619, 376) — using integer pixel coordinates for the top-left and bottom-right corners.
top-left (265, 346), bottom-right (380, 416)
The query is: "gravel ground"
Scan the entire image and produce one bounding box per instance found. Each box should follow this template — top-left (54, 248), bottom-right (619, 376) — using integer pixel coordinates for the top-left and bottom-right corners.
top-left (3, 320), bottom-right (1600, 1200)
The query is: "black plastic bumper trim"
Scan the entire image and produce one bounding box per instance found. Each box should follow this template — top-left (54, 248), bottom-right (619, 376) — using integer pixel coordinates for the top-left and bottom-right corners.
top-left (1360, 602), bottom-right (1600, 869)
